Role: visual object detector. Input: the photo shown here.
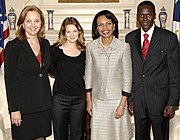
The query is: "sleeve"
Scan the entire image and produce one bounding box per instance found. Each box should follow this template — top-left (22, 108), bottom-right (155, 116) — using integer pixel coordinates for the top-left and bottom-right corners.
top-left (4, 40), bottom-right (20, 112)
top-left (84, 43), bottom-right (93, 91)
top-left (48, 45), bottom-right (56, 76)
top-left (167, 34), bottom-right (180, 107)
top-left (121, 43), bottom-right (132, 98)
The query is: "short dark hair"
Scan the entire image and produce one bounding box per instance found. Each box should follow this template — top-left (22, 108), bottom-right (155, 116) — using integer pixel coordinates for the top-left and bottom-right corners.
top-left (92, 10), bottom-right (119, 40)
top-left (137, 1), bottom-right (156, 14)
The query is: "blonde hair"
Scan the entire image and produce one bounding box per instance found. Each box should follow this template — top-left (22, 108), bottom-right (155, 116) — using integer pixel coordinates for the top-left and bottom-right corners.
top-left (55, 17), bottom-right (85, 50)
top-left (16, 5), bottom-right (45, 40)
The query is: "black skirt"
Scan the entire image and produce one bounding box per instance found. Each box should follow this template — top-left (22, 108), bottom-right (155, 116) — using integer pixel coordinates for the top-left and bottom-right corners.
top-left (11, 109), bottom-right (52, 140)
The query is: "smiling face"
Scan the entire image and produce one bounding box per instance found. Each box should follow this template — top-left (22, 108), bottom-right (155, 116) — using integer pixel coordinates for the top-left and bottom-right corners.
top-left (137, 5), bottom-right (156, 32)
top-left (96, 15), bottom-right (115, 39)
top-left (65, 24), bottom-right (79, 44)
top-left (23, 11), bottom-right (41, 38)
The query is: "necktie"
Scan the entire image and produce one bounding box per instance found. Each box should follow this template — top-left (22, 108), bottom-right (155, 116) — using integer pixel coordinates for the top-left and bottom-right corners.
top-left (142, 33), bottom-right (149, 59)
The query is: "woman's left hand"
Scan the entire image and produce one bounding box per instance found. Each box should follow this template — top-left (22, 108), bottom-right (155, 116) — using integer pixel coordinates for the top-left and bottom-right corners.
top-left (114, 105), bottom-right (125, 119)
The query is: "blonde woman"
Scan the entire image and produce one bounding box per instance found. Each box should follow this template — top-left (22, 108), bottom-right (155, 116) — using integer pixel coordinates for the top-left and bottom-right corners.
top-left (50, 17), bottom-right (86, 140)
top-left (4, 5), bottom-right (52, 140)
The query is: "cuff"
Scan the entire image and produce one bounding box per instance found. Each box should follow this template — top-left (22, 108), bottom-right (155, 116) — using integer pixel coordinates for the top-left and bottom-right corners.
top-left (86, 88), bottom-right (92, 93)
top-left (122, 90), bottom-right (132, 98)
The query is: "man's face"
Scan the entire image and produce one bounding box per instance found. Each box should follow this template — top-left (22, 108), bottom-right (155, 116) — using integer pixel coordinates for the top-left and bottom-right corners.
top-left (137, 5), bottom-right (156, 32)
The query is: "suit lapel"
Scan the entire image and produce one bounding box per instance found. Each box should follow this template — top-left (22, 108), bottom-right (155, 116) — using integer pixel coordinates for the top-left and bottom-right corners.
top-left (96, 38), bottom-right (108, 56)
top-left (145, 26), bottom-right (160, 60)
top-left (22, 39), bottom-right (36, 57)
top-left (40, 40), bottom-right (45, 68)
top-left (134, 29), bottom-right (143, 60)
top-left (21, 39), bottom-right (41, 68)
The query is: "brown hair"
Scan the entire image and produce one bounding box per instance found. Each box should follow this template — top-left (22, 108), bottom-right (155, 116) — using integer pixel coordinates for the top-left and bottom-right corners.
top-left (16, 5), bottom-right (45, 40)
top-left (55, 17), bottom-right (85, 50)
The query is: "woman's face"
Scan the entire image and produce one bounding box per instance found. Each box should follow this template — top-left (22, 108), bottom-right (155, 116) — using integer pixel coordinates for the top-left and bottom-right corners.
top-left (96, 15), bottom-right (115, 38)
top-left (23, 11), bottom-right (41, 38)
top-left (65, 24), bottom-right (79, 44)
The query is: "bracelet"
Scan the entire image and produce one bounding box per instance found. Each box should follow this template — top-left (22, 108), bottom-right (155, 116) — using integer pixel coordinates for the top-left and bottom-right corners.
top-left (119, 105), bottom-right (125, 109)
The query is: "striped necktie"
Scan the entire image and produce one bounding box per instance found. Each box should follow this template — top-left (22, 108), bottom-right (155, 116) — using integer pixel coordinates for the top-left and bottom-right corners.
top-left (142, 33), bottom-right (149, 59)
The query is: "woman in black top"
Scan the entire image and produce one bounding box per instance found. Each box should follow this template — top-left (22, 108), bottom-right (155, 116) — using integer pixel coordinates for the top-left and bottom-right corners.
top-left (50, 17), bottom-right (86, 140)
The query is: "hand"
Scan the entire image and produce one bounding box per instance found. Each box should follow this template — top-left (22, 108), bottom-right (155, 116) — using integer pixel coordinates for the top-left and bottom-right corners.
top-left (86, 92), bottom-right (93, 116)
top-left (86, 99), bottom-right (93, 116)
top-left (164, 105), bottom-right (176, 119)
top-left (114, 105), bottom-right (125, 119)
top-left (11, 111), bottom-right (22, 127)
top-left (128, 101), bottom-right (134, 116)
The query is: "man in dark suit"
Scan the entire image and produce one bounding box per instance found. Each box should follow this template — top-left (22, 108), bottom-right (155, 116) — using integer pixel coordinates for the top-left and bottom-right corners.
top-left (125, 1), bottom-right (180, 140)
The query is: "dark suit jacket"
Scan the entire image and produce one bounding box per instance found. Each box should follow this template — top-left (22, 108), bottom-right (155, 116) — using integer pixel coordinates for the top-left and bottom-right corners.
top-left (4, 38), bottom-right (52, 114)
top-left (125, 26), bottom-right (180, 115)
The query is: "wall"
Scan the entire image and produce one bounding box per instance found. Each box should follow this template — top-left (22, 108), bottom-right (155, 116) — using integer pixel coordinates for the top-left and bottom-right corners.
top-left (3, 1), bottom-right (180, 140)
top-left (6, 0), bottom-right (174, 44)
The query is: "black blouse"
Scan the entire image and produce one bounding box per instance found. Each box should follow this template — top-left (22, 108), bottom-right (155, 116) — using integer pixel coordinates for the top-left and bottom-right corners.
top-left (50, 45), bottom-right (86, 96)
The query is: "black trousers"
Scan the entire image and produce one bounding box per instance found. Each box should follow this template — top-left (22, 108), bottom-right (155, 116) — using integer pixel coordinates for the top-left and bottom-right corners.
top-left (134, 102), bottom-right (169, 140)
top-left (52, 94), bottom-right (86, 140)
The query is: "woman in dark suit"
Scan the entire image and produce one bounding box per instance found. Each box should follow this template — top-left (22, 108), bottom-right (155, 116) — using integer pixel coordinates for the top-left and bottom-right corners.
top-left (4, 5), bottom-right (52, 140)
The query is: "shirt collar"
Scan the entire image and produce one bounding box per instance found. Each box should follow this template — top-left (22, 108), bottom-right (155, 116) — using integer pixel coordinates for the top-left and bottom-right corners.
top-left (141, 24), bottom-right (155, 44)
top-left (99, 36), bottom-right (117, 50)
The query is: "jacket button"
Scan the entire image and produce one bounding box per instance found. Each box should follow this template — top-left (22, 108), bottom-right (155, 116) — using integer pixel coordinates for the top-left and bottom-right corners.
top-left (142, 74), bottom-right (145, 77)
top-left (39, 73), bottom-right (43, 77)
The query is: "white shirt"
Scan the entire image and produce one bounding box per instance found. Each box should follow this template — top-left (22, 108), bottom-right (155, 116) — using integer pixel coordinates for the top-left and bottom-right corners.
top-left (141, 24), bottom-right (155, 48)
